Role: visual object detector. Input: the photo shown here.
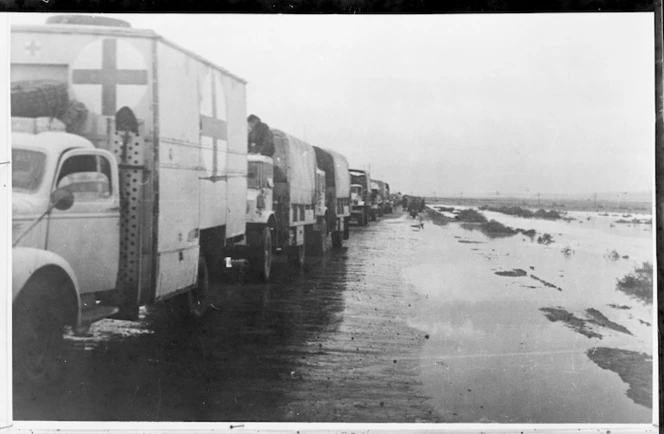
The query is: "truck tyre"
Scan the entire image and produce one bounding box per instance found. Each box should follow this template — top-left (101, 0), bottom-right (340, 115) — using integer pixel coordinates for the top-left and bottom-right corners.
top-left (332, 230), bottom-right (343, 248)
top-left (371, 209), bottom-right (377, 222)
top-left (254, 226), bottom-right (273, 281)
top-left (288, 234), bottom-right (306, 268)
top-left (167, 254), bottom-right (210, 320)
top-left (13, 277), bottom-right (68, 386)
top-left (343, 218), bottom-right (350, 240)
top-left (362, 209), bottom-right (368, 226)
top-left (311, 220), bottom-right (327, 256)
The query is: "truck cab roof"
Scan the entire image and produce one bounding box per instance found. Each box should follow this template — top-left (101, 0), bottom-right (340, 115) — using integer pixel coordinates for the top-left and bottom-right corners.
top-left (12, 131), bottom-right (96, 157)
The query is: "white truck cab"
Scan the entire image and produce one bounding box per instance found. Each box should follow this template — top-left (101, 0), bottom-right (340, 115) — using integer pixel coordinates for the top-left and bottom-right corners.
top-left (13, 131), bottom-right (121, 299)
top-left (12, 128), bottom-right (122, 384)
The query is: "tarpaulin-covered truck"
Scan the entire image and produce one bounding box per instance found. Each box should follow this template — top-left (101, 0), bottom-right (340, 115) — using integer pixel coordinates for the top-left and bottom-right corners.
top-left (313, 146), bottom-right (351, 248)
top-left (383, 182), bottom-right (392, 214)
top-left (350, 168), bottom-right (371, 226)
top-left (245, 130), bottom-right (327, 281)
top-left (370, 180), bottom-right (383, 219)
top-left (372, 179), bottom-right (391, 215)
top-left (11, 15), bottom-right (248, 382)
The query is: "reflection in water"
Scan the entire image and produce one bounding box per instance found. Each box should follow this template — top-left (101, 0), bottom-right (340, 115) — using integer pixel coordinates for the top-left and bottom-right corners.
top-left (15, 249), bottom-right (350, 421)
top-left (406, 208), bottom-right (653, 423)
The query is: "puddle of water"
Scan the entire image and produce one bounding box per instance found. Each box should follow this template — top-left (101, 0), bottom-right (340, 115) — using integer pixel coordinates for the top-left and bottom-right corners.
top-left (404, 209), bottom-right (654, 423)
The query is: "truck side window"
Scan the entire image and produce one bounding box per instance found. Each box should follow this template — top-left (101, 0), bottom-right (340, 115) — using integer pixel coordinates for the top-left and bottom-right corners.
top-left (56, 154), bottom-right (112, 200)
top-left (248, 162), bottom-right (261, 189)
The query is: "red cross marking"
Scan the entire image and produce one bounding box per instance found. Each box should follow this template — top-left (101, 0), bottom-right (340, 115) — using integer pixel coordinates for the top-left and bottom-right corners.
top-left (25, 40), bottom-right (41, 57)
top-left (72, 39), bottom-right (148, 116)
top-left (200, 76), bottom-right (227, 182)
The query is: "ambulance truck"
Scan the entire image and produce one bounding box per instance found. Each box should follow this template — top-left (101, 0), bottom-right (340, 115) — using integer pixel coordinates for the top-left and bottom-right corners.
top-left (11, 16), bottom-right (248, 382)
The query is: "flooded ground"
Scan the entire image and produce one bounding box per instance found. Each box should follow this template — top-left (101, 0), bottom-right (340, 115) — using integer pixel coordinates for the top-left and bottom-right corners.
top-left (416, 204), bottom-right (654, 423)
top-left (13, 206), bottom-right (655, 423)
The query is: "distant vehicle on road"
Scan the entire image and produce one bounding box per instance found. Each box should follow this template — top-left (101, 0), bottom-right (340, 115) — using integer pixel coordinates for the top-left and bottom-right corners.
top-left (350, 169), bottom-right (371, 225)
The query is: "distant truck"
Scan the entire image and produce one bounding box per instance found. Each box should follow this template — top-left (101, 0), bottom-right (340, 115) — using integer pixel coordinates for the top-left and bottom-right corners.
top-left (314, 146), bottom-right (351, 248)
top-left (245, 130), bottom-right (327, 280)
top-left (383, 182), bottom-right (392, 214)
top-left (349, 169), bottom-right (371, 225)
top-left (11, 16), bottom-right (249, 382)
top-left (371, 179), bottom-right (392, 217)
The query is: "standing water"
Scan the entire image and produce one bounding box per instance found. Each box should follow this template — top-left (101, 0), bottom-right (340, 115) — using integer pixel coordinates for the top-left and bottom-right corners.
top-left (405, 205), bottom-right (654, 423)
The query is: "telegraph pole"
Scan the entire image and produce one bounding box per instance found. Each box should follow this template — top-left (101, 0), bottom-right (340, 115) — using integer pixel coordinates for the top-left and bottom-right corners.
top-left (593, 193), bottom-right (598, 211)
top-left (655, 1), bottom-right (663, 415)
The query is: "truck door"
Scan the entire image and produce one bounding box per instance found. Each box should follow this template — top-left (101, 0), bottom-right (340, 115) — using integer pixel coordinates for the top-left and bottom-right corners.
top-left (47, 148), bottom-right (121, 295)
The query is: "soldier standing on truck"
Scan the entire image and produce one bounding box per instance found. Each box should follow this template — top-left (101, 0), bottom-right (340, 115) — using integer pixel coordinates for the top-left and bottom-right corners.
top-left (247, 114), bottom-right (275, 156)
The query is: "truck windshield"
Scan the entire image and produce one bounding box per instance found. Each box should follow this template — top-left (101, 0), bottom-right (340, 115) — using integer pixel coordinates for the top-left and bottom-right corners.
top-left (248, 161), bottom-right (262, 189)
top-left (12, 149), bottom-right (47, 193)
top-left (350, 173), bottom-right (366, 186)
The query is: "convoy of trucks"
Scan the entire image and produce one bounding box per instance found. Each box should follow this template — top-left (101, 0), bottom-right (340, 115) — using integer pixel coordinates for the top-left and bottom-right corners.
top-left (9, 16), bottom-right (402, 384)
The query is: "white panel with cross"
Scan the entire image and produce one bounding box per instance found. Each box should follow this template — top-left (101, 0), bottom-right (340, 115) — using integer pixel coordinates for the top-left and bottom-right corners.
top-left (70, 38), bottom-right (149, 117)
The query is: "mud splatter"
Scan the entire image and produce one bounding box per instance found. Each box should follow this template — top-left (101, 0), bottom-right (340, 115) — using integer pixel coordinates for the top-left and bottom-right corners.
top-left (529, 274), bottom-right (563, 291)
top-left (607, 304), bottom-right (631, 310)
top-left (540, 307), bottom-right (632, 339)
top-left (585, 309), bottom-right (632, 336)
top-left (495, 269), bottom-right (528, 277)
top-left (458, 240), bottom-right (486, 244)
top-left (539, 307), bottom-right (602, 339)
top-left (587, 347), bottom-right (652, 408)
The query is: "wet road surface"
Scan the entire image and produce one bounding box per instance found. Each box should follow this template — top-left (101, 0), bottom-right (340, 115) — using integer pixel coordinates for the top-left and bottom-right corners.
top-left (14, 210), bottom-right (433, 422)
top-left (13, 208), bottom-right (653, 423)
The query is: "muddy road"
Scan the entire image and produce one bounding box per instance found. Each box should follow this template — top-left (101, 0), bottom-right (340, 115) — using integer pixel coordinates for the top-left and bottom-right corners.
top-left (14, 208), bottom-right (653, 423)
top-left (14, 211), bottom-right (432, 422)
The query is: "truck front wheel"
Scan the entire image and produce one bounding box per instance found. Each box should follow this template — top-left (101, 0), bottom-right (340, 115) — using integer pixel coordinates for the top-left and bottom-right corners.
top-left (13, 278), bottom-right (68, 385)
top-left (288, 234), bottom-right (306, 267)
top-left (254, 226), bottom-right (273, 281)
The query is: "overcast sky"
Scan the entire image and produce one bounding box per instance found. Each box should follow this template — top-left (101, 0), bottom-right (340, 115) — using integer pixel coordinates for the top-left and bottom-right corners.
top-left (8, 13), bottom-right (655, 197)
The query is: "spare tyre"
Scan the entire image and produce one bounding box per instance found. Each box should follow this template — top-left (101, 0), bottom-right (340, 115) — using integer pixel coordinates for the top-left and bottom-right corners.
top-left (11, 80), bottom-right (69, 118)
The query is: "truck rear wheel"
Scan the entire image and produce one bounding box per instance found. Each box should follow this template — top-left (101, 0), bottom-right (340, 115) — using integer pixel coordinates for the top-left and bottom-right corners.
top-left (332, 230), bottom-right (343, 248)
top-left (13, 278), bottom-right (68, 386)
top-left (371, 209), bottom-right (377, 221)
top-left (254, 226), bottom-right (273, 281)
top-left (167, 254), bottom-right (210, 320)
top-left (362, 209), bottom-right (368, 226)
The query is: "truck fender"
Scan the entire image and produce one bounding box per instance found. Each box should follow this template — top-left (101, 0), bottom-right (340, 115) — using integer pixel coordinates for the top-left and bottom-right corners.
top-left (12, 247), bottom-right (82, 328)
